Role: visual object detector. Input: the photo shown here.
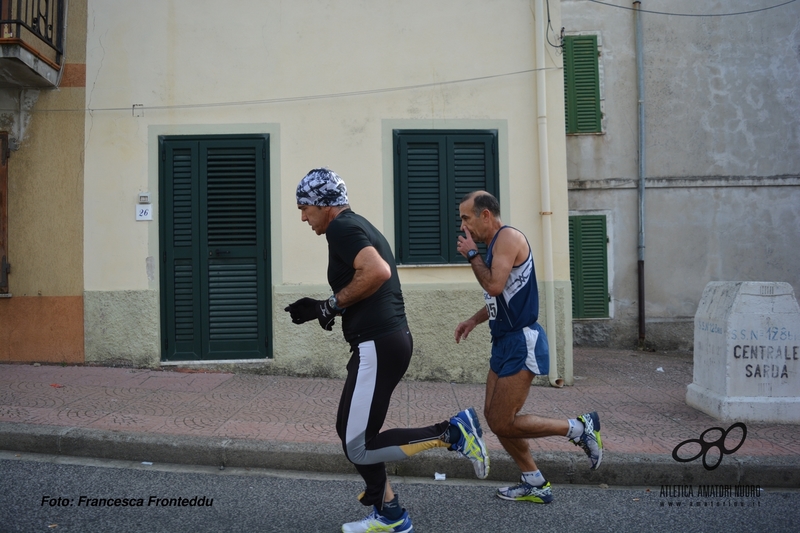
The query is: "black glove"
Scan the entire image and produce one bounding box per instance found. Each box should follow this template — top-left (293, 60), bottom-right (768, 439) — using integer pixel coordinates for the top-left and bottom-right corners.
top-left (284, 297), bottom-right (337, 331)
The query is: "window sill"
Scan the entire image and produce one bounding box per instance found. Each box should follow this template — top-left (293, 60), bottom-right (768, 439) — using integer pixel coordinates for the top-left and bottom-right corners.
top-left (397, 263), bottom-right (472, 269)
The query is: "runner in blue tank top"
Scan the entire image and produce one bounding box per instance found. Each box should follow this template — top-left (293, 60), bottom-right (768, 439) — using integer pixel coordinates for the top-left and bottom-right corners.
top-left (454, 191), bottom-right (603, 504)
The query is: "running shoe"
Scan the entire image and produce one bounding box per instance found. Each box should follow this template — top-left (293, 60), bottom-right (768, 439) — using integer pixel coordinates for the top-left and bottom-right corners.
top-left (496, 478), bottom-right (554, 504)
top-left (341, 508), bottom-right (414, 533)
top-left (571, 411), bottom-right (603, 470)
top-left (449, 407), bottom-right (490, 479)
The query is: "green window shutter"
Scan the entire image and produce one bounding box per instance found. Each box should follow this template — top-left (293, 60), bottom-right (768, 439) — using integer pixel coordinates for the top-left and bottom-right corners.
top-left (394, 130), bottom-right (498, 264)
top-left (395, 134), bottom-right (448, 263)
top-left (563, 35), bottom-right (601, 134)
top-left (569, 215), bottom-right (608, 318)
top-left (569, 216), bottom-right (577, 314)
top-left (449, 134), bottom-right (498, 261)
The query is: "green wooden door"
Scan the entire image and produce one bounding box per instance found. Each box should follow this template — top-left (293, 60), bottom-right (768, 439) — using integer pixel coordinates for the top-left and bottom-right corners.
top-left (159, 135), bottom-right (271, 361)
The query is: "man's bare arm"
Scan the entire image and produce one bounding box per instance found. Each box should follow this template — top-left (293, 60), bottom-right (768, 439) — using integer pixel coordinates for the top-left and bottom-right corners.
top-left (455, 307), bottom-right (489, 344)
top-left (470, 230), bottom-right (525, 297)
top-left (334, 246), bottom-right (391, 308)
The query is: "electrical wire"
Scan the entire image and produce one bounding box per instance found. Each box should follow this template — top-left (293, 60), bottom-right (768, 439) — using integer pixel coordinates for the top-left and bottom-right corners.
top-left (585, 0), bottom-right (798, 17)
top-left (48, 2), bottom-right (799, 113)
top-left (73, 66), bottom-right (559, 113)
top-left (545, 0), bottom-right (563, 49)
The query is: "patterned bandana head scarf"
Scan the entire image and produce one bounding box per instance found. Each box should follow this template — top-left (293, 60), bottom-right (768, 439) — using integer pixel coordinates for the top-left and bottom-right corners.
top-left (296, 168), bottom-right (349, 207)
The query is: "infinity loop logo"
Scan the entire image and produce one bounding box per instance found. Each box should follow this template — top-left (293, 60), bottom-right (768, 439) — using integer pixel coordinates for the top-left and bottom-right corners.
top-left (671, 422), bottom-right (747, 471)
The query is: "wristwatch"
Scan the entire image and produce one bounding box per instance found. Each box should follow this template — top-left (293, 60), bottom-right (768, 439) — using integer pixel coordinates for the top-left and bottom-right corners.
top-left (466, 249), bottom-right (480, 262)
top-left (328, 294), bottom-right (345, 313)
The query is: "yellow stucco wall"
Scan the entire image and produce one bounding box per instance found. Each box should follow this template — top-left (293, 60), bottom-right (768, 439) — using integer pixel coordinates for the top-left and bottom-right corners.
top-left (0, 0), bottom-right (87, 363)
top-left (9, 87), bottom-right (85, 296)
top-left (83, 0), bottom-right (569, 289)
top-left (81, 0), bottom-right (571, 379)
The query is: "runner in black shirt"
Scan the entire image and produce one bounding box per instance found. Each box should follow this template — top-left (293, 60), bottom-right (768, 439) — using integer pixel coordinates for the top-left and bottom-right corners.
top-left (285, 168), bottom-right (490, 533)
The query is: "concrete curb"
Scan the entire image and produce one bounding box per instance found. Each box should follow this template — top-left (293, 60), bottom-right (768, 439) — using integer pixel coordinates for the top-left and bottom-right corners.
top-left (2, 422), bottom-right (798, 488)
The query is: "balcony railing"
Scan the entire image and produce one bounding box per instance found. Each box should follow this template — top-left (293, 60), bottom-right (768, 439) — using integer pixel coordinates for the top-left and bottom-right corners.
top-left (0, 0), bottom-right (65, 70)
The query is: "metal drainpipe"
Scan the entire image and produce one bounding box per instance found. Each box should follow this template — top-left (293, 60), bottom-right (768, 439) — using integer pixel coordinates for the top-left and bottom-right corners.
top-left (634, 1), bottom-right (647, 348)
top-left (534, 0), bottom-right (563, 387)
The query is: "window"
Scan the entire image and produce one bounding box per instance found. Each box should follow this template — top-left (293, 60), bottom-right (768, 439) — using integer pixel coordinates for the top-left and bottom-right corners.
top-left (563, 35), bottom-right (602, 134)
top-left (393, 130), bottom-right (499, 264)
top-left (569, 215), bottom-right (608, 318)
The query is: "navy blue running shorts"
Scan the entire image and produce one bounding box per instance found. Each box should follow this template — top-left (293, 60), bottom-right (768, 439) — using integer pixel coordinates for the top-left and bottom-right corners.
top-left (490, 322), bottom-right (550, 378)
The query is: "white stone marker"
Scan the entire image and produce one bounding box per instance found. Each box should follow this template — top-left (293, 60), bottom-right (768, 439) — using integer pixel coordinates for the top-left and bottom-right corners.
top-left (687, 282), bottom-right (800, 424)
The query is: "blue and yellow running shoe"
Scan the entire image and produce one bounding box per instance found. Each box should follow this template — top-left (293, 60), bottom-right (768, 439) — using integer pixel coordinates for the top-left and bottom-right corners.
top-left (449, 407), bottom-right (490, 479)
top-left (496, 478), bottom-right (554, 504)
top-left (571, 411), bottom-right (603, 470)
top-left (341, 507), bottom-right (414, 533)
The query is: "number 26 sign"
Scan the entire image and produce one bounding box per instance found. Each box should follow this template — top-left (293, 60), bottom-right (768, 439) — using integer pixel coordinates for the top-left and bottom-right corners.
top-left (136, 204), bottom-right (153, 221)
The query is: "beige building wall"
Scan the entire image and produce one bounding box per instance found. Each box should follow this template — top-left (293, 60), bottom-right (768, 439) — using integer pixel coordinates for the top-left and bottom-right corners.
top-left (83, 0), bottom-right (572, 382)
top-left (0, 0), bottom-right (87, 363)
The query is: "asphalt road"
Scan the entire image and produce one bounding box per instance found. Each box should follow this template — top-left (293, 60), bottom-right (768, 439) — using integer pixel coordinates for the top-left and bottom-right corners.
top-left (1, 451), bottom-right (797, 533)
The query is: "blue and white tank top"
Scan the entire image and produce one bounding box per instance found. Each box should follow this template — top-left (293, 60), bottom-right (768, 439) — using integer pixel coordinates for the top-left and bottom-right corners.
top-left (483, 226), bottom-right (539, 338)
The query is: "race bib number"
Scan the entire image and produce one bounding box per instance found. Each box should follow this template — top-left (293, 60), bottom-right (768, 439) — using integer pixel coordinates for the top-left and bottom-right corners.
top-left (484, 294), bottom-right (497, 321)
